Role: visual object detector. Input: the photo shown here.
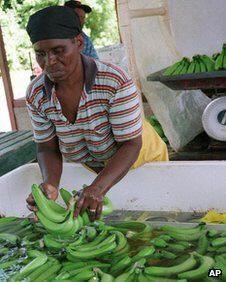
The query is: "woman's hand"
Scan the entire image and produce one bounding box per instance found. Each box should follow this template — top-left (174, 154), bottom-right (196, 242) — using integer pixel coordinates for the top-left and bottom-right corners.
top-left (26, 183), bottom-right (58, 216)
top-left (74, 185), bottom-right (104, 221)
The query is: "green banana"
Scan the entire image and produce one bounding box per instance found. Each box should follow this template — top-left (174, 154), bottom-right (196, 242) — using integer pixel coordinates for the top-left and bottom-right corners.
top-left (212, 52), bottom-right (220, 61)
top-left (0, 216), bottom-right (17, 223)
top-left (111, 230), bottom-right (128, 253)
top-left (159, 250), bottom-right (177, 260)
top-left (114, 268), bottom-right (135, 282)
top-left (163, 59), bottom-right (184, 76)
top-left (33, 260), bottom-right (61, 282)
top-left (141, 274), bottom-right (187, 282)
top-left (194, 58), bottom-right (201, 73)
top-left (68, 229), bottom-right (88, 249)
top-left (166, 243), bottom-right (187, 253)
top-left (102, 196), bottom-right (113, 216)
top-left (214, 255), bottom-right (226, 281)
top-left (11, 250), bottom-right (48, 281)
top-left (32, 184), bottom-right (69, 223)
top-left (132, 246), bottom-right (155, 262)
top-left (137, 271), bottom-right (150, 282)
top-left (56, 262), bottom-right (111, 279)
top-left (110, 255), bottom-right (132, 276)
top-left (94, 268), bottom-right (114, 282)
top-left (81, 210), bottom-right (91, 225)
top-left (178, 252), bottom-right (214, 280)
top-left (26, 257), bottom-right (57, 281)
top-left (186, 59), bottom-right (196, 74)
top-left (59, 188), bottom-right (73, 206)
top-left (151, 250), bottom-right (175, 260)
top-left (72, 230), bottom-right (108, 250)
top-left (211, 237), bottom-right (226, 247)
top-left (214, 246), bottom-right (226, 254)
top-left (215, 49), bottom-right (224, 70)
top-left (144, 254), bottom-right (196, 277)
top-left (37, 209), bottom-right (74, 235)
top-left (0, 247), bottom-right (9, 255)
top-left (0, 233), bottom-right (20, 244)
top-left (151, 237), bottom-right (167, 247)
top-left (62, 261), bottom-right (93, 272)
top-left (179, 58), bottom-right (190, 74)
top-left (199, 58), bottom-right (207, 72)
top-left (86, 226), bottom-right (98, 241)
top-left (76, 233), bottom-right (116, 252)
top-left (67, 241), bottom-right (117, 259)
top-left (109, 221), bottom-right (151, 234)
top-left (196, 234), bottom-right (209, 255)
top-left (162, 224), bottom-right (204, 234)
top-left (173, 58), bottom-right (187, 75)
top-left (167, 229), bottom-right (207, 241)
top-left (77, 214), bottom-right (84, 230)
top-left (70, 269), bottom-right (94, 281)
top-left (222, 45), bottom-right (226, 69)
top-left (200, 55), bottom-right (215, 72)
top-left (59, 217), bottom-right (80, 238)
top-left (43, 234), bottom-right (66, 249)
top-left (111, 242), bottom-right (130, 258)
top-left (207, 229), bottom-right (221, 237)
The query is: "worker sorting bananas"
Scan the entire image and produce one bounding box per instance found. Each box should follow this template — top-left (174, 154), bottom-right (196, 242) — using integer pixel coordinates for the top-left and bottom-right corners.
top-left (25, 5), bottom-right (168, 221)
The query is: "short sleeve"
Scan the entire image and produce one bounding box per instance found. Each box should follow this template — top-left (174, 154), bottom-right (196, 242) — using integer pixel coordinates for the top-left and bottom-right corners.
top-left (26, 101), bottom-right (56, 143)
top-left (109, 78), bottom-right (143, 142)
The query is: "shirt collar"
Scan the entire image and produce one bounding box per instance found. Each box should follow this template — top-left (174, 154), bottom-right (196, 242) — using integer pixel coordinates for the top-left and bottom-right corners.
top-left (43, 54), bottom-right (98, 97)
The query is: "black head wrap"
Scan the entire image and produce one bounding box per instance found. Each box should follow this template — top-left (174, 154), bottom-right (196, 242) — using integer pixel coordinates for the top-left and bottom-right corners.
top-left (26, 6), bottom-right (82, 44)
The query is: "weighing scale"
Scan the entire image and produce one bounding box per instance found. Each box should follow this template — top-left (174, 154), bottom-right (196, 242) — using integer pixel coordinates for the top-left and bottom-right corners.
top-left (147, 68), bottom-right (226, 154)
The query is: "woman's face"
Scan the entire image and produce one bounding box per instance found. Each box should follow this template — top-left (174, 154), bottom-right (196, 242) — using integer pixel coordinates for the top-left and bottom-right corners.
top-left (33, 36), bottom-right (83, 82)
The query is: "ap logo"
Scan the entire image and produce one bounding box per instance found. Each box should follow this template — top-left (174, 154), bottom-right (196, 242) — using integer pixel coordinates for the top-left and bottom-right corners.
top-left (208, 269), bottom-right (222, 277)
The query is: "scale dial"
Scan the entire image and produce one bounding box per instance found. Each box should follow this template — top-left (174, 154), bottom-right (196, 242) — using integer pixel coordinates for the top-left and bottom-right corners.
top-left (202, 96), bottom-right (226, 141)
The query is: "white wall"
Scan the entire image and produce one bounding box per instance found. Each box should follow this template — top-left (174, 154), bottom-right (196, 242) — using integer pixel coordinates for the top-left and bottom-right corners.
top-left (169, 0), bottom-right (226, 57)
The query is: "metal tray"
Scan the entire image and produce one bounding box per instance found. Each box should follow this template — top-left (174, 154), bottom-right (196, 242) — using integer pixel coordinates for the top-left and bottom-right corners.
top-left (147, 68), bottom-right (226, 91)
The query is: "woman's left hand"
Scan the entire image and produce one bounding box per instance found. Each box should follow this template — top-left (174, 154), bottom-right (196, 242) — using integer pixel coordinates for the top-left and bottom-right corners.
top-left (74, 184), bottom-right (104, 221)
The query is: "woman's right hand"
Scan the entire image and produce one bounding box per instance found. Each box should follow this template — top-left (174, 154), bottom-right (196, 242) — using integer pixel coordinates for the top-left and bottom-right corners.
top-left (26, 183), bottom-right (58, 216)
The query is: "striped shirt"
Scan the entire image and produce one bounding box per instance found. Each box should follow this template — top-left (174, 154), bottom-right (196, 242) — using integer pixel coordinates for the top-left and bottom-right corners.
top-left (26, 55), bottom-right (142, 165)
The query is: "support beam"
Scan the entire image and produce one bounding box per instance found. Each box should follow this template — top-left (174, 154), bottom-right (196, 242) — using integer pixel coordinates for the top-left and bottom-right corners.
top-left (0, 25), bottom-right (17, 130)
top-left (130, 7), bottom-right (166, 19)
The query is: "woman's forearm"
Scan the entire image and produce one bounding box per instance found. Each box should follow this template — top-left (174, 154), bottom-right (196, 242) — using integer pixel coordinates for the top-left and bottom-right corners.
top-left (37, 150), bottom-right (63, 188)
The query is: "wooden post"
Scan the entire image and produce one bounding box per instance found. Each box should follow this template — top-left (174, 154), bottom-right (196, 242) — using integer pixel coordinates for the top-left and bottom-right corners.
top-left (0, 25), bottom-right (17, 130)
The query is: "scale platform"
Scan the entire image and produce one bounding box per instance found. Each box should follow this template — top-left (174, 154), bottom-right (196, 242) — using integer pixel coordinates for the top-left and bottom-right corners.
top-left (147, 68), bottom-right (226, 91)
top-left (147, 67), bottom-right (226, 155)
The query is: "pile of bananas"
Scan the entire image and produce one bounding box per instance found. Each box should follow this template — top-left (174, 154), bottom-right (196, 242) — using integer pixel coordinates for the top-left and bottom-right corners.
top-left (1, 214), bottom-right (226, 281)
top-left (163, 43), bottom-right (226, 76)
top-left (32, 184), bottom-right (113, 238)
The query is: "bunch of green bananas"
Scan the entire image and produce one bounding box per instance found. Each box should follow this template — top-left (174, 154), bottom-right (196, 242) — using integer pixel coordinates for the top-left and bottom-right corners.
top-left (163, 54), bottom-right (215, 76)
top-left (146, 115), bottom-right (169, 144)
top-left (31, 184), bottom-right (113, 238)
top-left (214, 43), bottom-right (226, 70)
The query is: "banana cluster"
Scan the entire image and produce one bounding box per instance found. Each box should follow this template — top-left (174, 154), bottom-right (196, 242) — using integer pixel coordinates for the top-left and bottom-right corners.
top-left (163, 55), bottom-right (215, 76)
top-left (31, 184), bottom-right (113, 238)
top-left (214, 43), bottom-right (226, 70)
top-left (163, 43), bottom-right (226, 76)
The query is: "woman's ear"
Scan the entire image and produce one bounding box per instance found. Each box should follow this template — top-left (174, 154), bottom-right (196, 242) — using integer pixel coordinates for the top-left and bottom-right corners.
top-left (75, 34), bottom-right (84, 51)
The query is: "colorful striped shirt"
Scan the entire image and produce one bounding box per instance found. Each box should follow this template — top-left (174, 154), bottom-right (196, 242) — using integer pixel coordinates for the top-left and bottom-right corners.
top-left (26, 55), bottom-right (142, 165)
